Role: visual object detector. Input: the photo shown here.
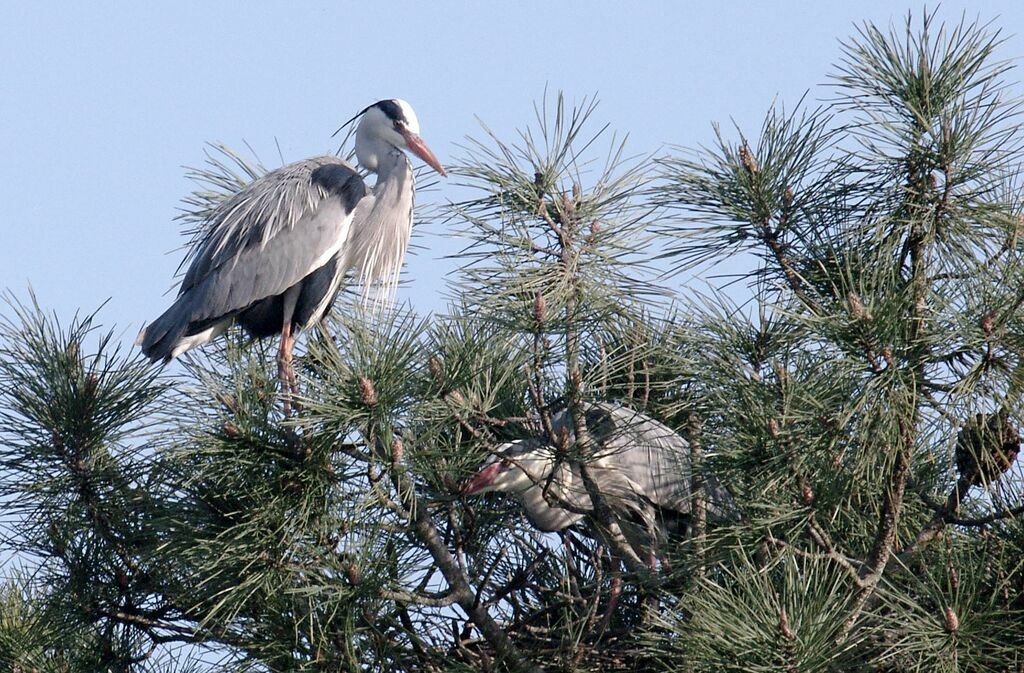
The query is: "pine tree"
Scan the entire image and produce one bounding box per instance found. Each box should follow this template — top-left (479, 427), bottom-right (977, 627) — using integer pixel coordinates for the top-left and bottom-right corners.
top-left (1, 9), bottom-right (1023, 673)
top-left (649, 9), bottom-right (1024, 672)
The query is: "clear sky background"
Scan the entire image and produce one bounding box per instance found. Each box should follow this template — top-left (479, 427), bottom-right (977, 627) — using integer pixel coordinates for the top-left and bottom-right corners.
top-left (2, 2), bottom-right (1024, 341)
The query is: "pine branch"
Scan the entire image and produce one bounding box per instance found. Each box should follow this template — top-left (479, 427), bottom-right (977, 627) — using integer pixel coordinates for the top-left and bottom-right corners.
top-left (385, 451), bottom-right (541, 673)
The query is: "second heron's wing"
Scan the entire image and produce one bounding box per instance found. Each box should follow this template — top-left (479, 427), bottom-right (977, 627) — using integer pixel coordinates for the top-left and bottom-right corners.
top-left (593, 403), bottom-right (737, 522)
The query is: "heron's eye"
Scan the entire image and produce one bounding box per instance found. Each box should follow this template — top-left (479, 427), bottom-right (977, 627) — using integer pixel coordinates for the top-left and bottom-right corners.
top-left (393, 120), bottom-right (403, 131)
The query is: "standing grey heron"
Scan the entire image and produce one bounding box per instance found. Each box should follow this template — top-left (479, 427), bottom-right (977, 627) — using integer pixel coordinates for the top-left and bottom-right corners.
top-left (462, 402), bottom-right (734, 564)
top-left (137, 99), bottom-right (445, 389)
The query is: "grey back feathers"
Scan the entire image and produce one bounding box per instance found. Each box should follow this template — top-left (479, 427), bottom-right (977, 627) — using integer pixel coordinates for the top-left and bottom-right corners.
top-left (469, 402), bottom-right (735, 556)
top-left (181, 157), bottom-right (364, 295)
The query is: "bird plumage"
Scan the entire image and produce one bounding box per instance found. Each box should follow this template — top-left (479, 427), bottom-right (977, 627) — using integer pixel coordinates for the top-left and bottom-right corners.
top-left (138, 99), bottom-right (444, 364)
top-left (463, 402), bottom-right (735, 558)
top-left (138, 156), bottom-right (365, 361)
top-left (346, 146), bottom-right (416, 294)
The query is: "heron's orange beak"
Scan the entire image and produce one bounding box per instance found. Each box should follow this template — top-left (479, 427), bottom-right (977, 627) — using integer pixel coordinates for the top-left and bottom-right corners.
top-left (461, 461), bottom-right (505, 495)
top-left (402, 130), bottom-right (447, 177)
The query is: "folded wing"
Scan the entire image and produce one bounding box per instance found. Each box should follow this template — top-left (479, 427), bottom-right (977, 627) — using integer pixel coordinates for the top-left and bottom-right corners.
top-left (138, 157), bottom-right (367, 361)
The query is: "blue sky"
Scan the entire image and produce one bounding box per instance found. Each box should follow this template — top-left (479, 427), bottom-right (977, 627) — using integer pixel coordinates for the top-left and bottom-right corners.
top-left (2, 2), bottom-right (1024, 341)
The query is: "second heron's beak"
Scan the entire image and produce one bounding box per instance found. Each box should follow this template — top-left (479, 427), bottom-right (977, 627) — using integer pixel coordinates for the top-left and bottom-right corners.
top-left (461, 461), bottom-right (504, 495)
top-left (401, 130), bottom-right (447, 177)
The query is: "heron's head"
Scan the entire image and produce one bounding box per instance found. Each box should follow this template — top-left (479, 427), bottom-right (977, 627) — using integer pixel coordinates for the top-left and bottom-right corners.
top-left (461, 441), bottom-right (554, 496)
top-left (354, 99), bottom-right (446, 176)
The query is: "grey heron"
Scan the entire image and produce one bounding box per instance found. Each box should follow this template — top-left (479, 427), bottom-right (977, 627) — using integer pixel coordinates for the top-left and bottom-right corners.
top-left (137, 99), bottom-right (445, 389)
top-left (462, 402), bottom-right (734, 564)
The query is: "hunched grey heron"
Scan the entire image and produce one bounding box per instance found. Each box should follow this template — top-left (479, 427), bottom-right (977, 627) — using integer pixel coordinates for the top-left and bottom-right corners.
top-left (137, 99), bottom-right (445, 388)
top-left (462, 402), bottom-right (735, 564)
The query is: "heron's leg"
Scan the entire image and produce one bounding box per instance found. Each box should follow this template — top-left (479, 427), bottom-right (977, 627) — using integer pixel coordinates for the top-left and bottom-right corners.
top-left (596, 572), bottom-right (622, 635)
top-left (288, 337), bottom-right (301, 402)
top-left (278, 287), bottom-right (302, 414)
top-left (277, 321), bottom-right (297, 414)
top-left (638, 550), bottom-right (662, 619)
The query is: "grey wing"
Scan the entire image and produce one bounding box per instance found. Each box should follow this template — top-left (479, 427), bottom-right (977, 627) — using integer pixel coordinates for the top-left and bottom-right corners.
top-left (590, 404), bottom-right (691, 509)
top-left (593, 403), bottom-right (736, 522)
top-left (139, 156), bottom-right (367, 361)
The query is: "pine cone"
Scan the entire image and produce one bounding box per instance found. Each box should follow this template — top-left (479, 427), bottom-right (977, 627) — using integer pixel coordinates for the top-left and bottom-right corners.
top-left (739, 144), bottom-right (759, 175)
top-left (955, 412), bottom-right (1020, 486)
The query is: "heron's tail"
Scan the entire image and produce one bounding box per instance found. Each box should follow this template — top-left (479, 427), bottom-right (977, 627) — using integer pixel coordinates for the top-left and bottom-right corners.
top-left (137, 291), bottom-right (219, 363)
top-left (137, 297), bottom-right (190, 362)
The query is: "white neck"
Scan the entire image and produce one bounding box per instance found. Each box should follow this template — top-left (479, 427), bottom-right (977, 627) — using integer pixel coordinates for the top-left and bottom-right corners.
top-left (374, 144), bottom-right (411, 183)
top-left (356, 133), bottom-right (402, 174)
top-left (345, 143), bottom-right (414, 294)
top-left (517, 483), bottom-right (586, 532)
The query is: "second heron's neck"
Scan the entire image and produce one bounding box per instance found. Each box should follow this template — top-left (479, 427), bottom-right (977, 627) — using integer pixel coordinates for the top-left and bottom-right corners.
top-left (518, 481), bottom-right (587, 532)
